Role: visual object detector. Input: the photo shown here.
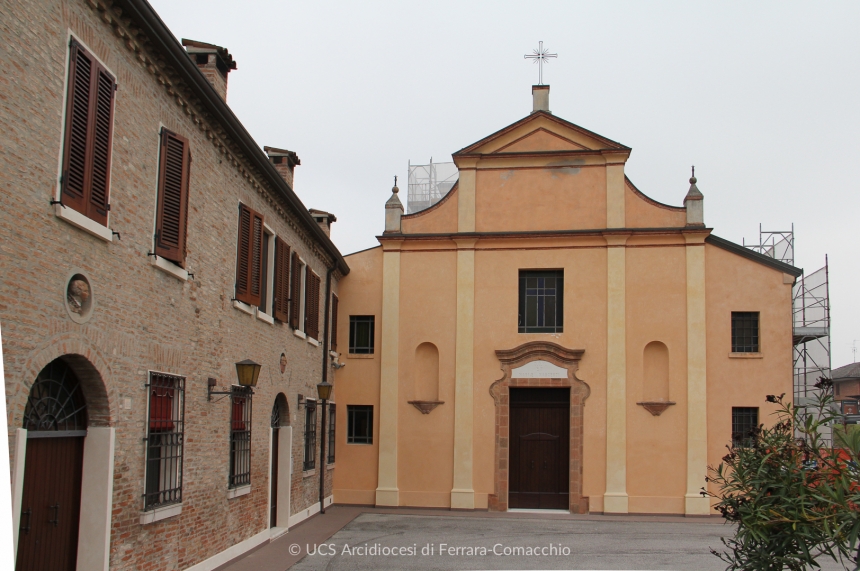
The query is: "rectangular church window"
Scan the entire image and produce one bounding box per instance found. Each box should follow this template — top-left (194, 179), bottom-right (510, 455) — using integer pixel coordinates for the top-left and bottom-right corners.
top-left (144, 372), bottom-right (185, 510)
top-left (347, 405), bottom-right (373, 444)
top-left (732, 407), bottom-right (759, 447)
top-left (349, 316), bottom-right (375, 354)
top-left (518, 270), bottom-right (564, 333)
top-left (731, 312), bottom-right (759, 353)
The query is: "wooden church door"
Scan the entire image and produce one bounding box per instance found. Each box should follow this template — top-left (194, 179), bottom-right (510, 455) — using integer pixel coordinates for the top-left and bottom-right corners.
top-left (17, 358), bottom-right (88, 571)
top-left (508, 388), bottom-right (570, 510)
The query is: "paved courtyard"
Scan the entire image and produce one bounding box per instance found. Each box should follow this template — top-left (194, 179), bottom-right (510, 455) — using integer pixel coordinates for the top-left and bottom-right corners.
top-left (223, 507), bottom-right (849, 571)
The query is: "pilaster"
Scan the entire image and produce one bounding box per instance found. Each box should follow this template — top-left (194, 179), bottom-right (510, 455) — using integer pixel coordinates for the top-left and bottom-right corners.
top-left (455, 159), bottom-right (478, 232)
top-left (604, 233), bottom-right (629, 513)
top-left (376, 239), bottom-right (402, 506)
top-left (605, 160), bottom-right (626, 229)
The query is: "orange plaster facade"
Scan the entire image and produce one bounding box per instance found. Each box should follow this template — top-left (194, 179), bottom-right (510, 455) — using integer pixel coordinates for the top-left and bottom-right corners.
top-left (332, 87), bottom-right (800, 515)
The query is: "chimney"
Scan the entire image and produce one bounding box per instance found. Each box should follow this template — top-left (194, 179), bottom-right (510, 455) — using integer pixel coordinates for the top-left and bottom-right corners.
top-left (532, 85), bottom-right (550, 114)
top-left (181, 39), bottom-right (237, 102)
top-left (308, 210), bottom-right (336, 238)
top-left (684, 168), bottom-right (704, 227)
top-left (264, 146), bottom-right (300, 188)
top-left (384, 179), bottom-right (403, 234)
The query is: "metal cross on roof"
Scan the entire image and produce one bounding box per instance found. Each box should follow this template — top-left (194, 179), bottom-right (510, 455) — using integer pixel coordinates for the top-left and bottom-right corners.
top-left (524, 41), bottom-right (557, 85)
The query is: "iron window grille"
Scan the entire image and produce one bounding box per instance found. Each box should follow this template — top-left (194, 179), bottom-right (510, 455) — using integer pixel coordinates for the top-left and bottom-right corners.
top-left (303, 399), bottom-right (317, 471)
top-left (327, 403), bottom-right (336, 464)
top-left (731, 312), bottom-right (760, 353)
top-left (229, 387), bottom-right (252, 488)
top-left (347, 405), bottom-right (373, 444)
top-left (732, 407), bottom-right (759, 447)
top-left (24, 359), bottom-right (88, 433)
top-left (144, 372), bottom-right (185, 510)
top-left (518, 270), bottom-right (564, 333)
top-left (349, 316), bottom-right (375, 354)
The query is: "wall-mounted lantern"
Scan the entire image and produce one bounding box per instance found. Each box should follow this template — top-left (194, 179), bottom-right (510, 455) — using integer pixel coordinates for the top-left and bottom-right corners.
top-left (208, 360), bottom-right (261, 401)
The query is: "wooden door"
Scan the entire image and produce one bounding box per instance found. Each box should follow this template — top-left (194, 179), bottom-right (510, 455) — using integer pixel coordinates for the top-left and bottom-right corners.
top-left (509, 388), bottom-right (569, 510)
top-left (270, 428), bottom-right (279, 528)
top-left (16, 436), bottom-right (84, 571)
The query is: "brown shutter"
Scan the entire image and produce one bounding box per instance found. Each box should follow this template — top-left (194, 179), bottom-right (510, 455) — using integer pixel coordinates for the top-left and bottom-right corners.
top-left (235, 204), bottom-right (263, 306)
top-left (306, 271), bottom-right (320, 340)
top-left (60, 40), bottom-right (115, 225)
top-left (273, 237), bottom-right (291, 322)
top-left (289, 252), bottom-right (301, 329)
top-left (154, 129), bottom-right (190, 266)
top-left (330, 294), bottom-right (339, 352)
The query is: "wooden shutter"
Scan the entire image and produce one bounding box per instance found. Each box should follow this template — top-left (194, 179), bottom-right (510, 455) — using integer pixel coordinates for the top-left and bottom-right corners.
top-left (273, 237), bottom-right (291, 322)
top-left (235, 204), bottom-right (263, 306)
top-left (149, 384), bottom-right (175, 431)
top-left (154, 130), bottom-right (191, 266)
top-left (305, 271), bottom-right (320, 340)
top-left (61, 40), bottom-right (115, 225)
top-left (330, 294), bottom-right (339, 352)
top-left (289, 251), bottom-right (301, 329)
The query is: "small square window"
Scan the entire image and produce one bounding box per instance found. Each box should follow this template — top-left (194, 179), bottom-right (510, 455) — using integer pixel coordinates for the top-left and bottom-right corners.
top-left (349, 316), bottom-right (375, 354)
top-left (732, 312), bottom-right (759, 353)
top-left (347, 405), bottom-right (373, 444)
top-left (732, 407), bottom-right (759, 447)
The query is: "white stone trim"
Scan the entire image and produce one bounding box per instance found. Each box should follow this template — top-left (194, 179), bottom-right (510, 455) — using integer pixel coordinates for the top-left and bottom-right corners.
top-left (77, 427), bottom-right (115, 571)
top-left (269, 527), bottom-right (289, 540)
top-left (728, 352), bottom-right (763, 359)
top-left (55, 204), bottom-right (114, 242)
top-left (233, 300), bottom-right (254, 316)
top-left (11, 429), bottom-right (26, 562)
top-left (182, 528), bottom-right (270, 571)
top-left (511, 359), bottom-right (568, 379)
top-left (306, 336), bottom-right (320, 347)
top-left (287, 495), bottom-right (334, 529)
top-left (150, 255), bottom-right (188, 281)
top-left (227, 484), bottom-right (251, 499)
top-left (293, 329), bottom-right (307, 340)
top-left (139, 503), bottom-right (182, 525)
top-left (256, 311), bottom-right (274, 325)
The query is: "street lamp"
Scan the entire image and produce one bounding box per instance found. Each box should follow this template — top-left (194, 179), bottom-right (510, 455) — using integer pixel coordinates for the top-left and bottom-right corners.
top-left (317, 380), bottom-right (332, 514)
top-left (208, 360), bottom-right (261, 401)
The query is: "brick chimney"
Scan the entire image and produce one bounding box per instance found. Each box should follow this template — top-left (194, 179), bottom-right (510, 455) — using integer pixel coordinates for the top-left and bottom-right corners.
top-left (308, 209), bottom-right (336, 238)
top-left (264, 147), bottom-right (300, 188)
top-left (181, 39), bottom-right (236, 102)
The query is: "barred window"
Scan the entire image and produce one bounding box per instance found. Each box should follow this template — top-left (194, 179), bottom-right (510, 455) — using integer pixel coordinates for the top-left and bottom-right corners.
top-left (349, 316), bottom-right (375, 354)
top-left (518, 270), bottom-right (563, 333)
top-left (144, 372), bottom-right (185, 510)
top-left (731, 312), bottom-right (759, 353)
top-left (229, 387), bottom-right (252, 488)
top-left (327, 403), bottom-right (336, 464)
top-left (303, 399), bottom-right (317, 471)
top-left (347, 405), bottom-right (373, 444)
top-left (732, 407), bottom-right (759, 447)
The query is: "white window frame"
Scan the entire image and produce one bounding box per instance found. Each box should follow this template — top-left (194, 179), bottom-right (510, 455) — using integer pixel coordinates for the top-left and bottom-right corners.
top-left (257, 224), bottom-right (276, 324)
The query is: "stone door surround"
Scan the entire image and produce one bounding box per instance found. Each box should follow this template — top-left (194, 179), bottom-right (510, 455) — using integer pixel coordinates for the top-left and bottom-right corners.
top-left (488, 342), bottom-right (589, 513)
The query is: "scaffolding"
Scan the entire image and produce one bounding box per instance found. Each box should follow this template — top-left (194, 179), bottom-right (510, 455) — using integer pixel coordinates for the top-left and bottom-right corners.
top-left (744, 226), bottom-right (832, 427)
top-left (407, 159), bottom-right (458, 214)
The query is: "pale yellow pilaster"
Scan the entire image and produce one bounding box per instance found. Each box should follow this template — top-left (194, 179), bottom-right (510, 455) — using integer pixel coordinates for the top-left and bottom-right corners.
top-left (376, 240), bottom-right (402, 506)
top-left (605, 162), bottom-right (626, 229)
top-left (604, 234), bottom-right (629, 513)
top-left (684, 233), bottom-right (710, 515)
top-left (455, 160), bottom-right (478, 232)
top-left (451, 238), bottom-right (477, 509)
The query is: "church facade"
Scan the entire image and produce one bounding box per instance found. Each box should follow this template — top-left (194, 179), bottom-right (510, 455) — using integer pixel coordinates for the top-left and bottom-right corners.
top-left (332, 86), bottom-right (801, 515)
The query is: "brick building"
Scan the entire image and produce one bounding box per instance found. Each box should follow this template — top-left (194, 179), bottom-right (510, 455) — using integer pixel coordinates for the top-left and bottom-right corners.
top-left (0, 0), bottom-right (348, 569)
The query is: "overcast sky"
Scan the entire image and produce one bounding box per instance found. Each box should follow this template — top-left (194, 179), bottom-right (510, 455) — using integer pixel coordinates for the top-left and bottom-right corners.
top-left (149, 0), bottom-right (859, 367)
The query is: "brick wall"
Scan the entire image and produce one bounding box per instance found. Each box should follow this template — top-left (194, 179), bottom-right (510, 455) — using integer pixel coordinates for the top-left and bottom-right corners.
top-left (0, 0), bottom-right (341, 569)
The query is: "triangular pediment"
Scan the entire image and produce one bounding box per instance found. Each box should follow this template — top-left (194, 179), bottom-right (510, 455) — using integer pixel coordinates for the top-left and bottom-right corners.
top-left (454, 111), bottom-right (628, 157)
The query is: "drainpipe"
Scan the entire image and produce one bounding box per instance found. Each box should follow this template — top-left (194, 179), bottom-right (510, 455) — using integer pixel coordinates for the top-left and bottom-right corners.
top-left (319, 265), bottom-right (334, 514)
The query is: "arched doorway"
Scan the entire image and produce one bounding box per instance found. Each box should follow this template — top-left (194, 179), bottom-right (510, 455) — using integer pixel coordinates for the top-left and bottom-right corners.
top-left (17, 358), bottom-right (87, 571)
top-left (270, 394), bottom-right (291, 531)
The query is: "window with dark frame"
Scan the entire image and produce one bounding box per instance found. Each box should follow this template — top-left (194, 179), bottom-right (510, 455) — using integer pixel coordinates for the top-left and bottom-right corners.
top-left (153, 129), bottom-right (191, 267)
top-left (327, 403), bottom-right (336, 464)
top-left (349, 316), bottom-right (375, 354)
top-left (60, 39), bottom-right (116, 226)
top-left (732, 407), bottom-right (759, 447)
top-left (347, 405), bottom-right (373, 444)
top-left (518, 270), bottom-right (563, 333)
top-left (235, 203), bottom-right (264, 307)
top-left (303, 399), bottom-right (317, 471)
top-left (144, 372), bottom-right (185, 510)
top-left (731, 312), bottom-right (760, 353)
top-left (229, 388), bottom-right (252, 488)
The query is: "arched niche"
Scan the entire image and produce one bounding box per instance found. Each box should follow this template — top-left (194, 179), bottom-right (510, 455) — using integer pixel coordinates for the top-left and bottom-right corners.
top-left (414, 342), bottom-right (440, 402)
top-left (642, 341), bottom-right (670, 401)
